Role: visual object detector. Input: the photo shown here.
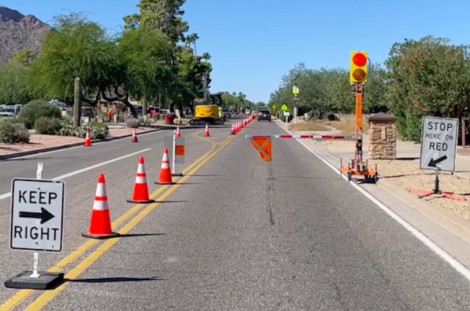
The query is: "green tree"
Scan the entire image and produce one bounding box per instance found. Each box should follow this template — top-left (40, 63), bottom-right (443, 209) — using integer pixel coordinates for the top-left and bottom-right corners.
top-left (0, 62), bottom-right (32, 104)
top-left (117, 26), bottom-right (175, 108)
top-left (10, 50), bottom-right (36, 66)
top-left (385, 36), bottom-right (470, 140)
top-left (124, 0), bottom-right (189, 44)
top-left (27, 13), bottom-right (117, 104)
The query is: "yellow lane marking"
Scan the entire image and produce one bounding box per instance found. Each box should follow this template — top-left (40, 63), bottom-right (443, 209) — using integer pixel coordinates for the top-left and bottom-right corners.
top-left (192, 131), bottom-right (232, 145)
top-left (23, 135), bottom-right (235, 311)
top-left (0, 136), bottom-right (217, 311)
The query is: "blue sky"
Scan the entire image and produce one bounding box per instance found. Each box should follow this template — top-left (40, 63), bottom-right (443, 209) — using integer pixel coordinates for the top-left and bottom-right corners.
top-left (2, 0), bottom-right (470, 103)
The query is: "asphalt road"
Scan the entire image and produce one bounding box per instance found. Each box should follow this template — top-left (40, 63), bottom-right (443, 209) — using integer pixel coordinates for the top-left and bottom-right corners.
top-left (2, 119), bottom-right (470, 310)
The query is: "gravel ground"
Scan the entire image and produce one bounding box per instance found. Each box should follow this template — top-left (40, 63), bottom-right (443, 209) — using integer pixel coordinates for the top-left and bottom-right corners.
top-left (370, 158), bottom-right (470, 222)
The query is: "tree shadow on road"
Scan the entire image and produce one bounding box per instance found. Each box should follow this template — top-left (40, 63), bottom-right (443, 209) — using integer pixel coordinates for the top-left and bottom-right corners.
top-left (66, 276), bottom-right (165, 283)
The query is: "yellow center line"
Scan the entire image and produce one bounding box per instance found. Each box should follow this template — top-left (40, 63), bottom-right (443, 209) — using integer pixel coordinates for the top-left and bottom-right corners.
top-left (0, 134), bottom-right (218, 311)
top-left (24, 135), bottom-right (235, 311)
top-left (192, 131), bottom-right (231, 145)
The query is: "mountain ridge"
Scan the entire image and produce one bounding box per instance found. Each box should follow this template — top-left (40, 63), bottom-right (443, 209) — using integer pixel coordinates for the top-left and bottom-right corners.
top-left (0, 6), bottom-right (50, 63)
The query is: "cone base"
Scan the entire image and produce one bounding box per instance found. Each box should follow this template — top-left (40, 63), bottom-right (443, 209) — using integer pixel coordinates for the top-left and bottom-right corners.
top-left (81, 232), bottom-right (120, 239)
top-left (155, 181), bottom-right (175, 185)
top-left (172, 173), bottom-right (183, 176)
top-left (131, 140), bottom-right (138, 143)
top-left (126, 199), bottom-right (155, 204)
top-left (4, 271), bottom-right (65, 290)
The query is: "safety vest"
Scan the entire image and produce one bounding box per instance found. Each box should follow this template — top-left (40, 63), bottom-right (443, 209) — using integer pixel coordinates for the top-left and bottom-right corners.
top-left (219, 110), bottom-right (223, 117)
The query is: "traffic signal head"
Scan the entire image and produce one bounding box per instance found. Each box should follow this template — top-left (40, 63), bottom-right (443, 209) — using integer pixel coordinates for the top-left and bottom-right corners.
top-left (350, 52), bottom-right (368, 83)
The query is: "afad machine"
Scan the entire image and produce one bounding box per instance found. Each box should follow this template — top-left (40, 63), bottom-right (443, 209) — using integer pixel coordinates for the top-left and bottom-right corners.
top-left (340, 52), bottom-right (378, 183)
top-left (188, 98), bottom-right (225, 126)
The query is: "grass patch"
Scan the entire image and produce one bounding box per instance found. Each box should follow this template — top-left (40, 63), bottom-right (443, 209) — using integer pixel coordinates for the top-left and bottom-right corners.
top-left (290, 122), bottom-right (330, 131)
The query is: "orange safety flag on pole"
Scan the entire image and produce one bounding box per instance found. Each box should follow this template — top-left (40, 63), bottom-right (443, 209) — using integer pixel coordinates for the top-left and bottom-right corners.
top-left (249, 136), bottom-right (272, 162)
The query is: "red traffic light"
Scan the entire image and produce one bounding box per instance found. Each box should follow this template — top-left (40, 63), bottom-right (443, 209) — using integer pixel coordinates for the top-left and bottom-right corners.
top-left (352, 53), bottom-right (367, 67)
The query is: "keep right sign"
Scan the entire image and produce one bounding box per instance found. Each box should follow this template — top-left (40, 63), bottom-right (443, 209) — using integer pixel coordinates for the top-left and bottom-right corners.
top-left (420, 116), bottom-right (459, 172)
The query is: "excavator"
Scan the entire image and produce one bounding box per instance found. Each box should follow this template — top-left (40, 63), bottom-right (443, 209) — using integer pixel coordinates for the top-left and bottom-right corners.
top-left (188, 76), bottom-right (225, 126)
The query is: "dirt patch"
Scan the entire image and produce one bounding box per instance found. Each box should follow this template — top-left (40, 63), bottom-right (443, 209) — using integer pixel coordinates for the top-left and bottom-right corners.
top-left (108, 127), bottom-right (154, 137)
top-left (0, 134), bottom-right (83, 156)
top-left (290, 122), bottom-right (330, 131)
top-left (0, 127), bottom-right (157, 156)
top-left (328, 115), bottom-right (369, 135)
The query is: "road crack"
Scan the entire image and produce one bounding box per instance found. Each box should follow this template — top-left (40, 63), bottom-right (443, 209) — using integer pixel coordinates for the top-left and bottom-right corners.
top-left (266, 163), bottom-right (275, 225)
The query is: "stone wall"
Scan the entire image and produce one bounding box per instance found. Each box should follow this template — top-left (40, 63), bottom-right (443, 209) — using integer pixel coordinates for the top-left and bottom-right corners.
top-left (368, 121), bottom-right (397, 160)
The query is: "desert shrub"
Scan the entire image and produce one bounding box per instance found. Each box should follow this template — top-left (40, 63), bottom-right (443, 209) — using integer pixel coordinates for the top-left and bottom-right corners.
top-left (83, 122), bottom-right (108, 140)
top-left (0, 119), bottom-right (30, 143)
top-left (126, 118), bottom-right (140, 128)
top-left (138, 116), bottom-right (150, 127)
top-left (34, 117), bottom-right (63, 135)
top-left (17, 100), bottom-right (62, 129)
top-left (57, 118), bottom-right (108, 140)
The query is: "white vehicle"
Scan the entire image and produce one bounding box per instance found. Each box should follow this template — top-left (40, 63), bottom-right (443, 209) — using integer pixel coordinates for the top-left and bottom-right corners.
top-left (245, 109), bottom-right (251, 115)
top-left (0, 104), bottom-right (21, 116)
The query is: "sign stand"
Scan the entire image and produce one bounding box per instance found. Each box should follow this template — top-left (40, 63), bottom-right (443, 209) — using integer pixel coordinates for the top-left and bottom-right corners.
top-left (172, 130), bottom-right (183, 176)
top-left (4, 163), bottom-right (65, 290)
top-left (409, 167), bottom-right (464, 202)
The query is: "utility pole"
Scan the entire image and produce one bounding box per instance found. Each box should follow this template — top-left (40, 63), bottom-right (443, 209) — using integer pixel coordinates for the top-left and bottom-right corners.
top-left (292, 74), bottom-right (300, 120)
top-left (292, 83), bottom-right (299, 120)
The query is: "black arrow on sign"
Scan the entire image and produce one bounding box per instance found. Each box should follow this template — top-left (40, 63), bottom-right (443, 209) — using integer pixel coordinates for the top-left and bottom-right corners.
top-left (428, 155), bottom-right (448, 167)
top-left (19, 207), bottom-right (54, 224)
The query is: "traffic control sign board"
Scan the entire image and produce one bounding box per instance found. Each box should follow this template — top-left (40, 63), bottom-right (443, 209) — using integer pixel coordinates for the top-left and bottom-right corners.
top-left (249, 136), bottom-right (272, 162)
top-left (420, 116), bottom-right (458, 172)
top-left (281, 105), bottom-right (288, 111)
top-left (10, 178), bottom-right (65, 252)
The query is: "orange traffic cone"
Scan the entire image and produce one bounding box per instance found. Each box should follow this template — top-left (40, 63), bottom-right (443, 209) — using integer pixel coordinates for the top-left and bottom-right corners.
top-left (231, 123), bottom-right (235, 135)
top-left (156, 148), bottom-right (173, 184)
top-left (127, 157), bottom-right (155, 203)
top-left (131, 128), bottom-right (138, 143)
top-left (84, 129), bottom-right (92, 147)
top-left (204, 123), bottom-right (210, 137)
top-left (82, 174), bottom-right (119, 239)
top-left (175, 126), bottom-right (181, 138)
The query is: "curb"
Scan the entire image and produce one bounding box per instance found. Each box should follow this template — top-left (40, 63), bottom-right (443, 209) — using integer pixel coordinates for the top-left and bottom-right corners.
top-left (0, 128), bottom-right (162, 160)
top-left (275, 119), bottom-right (470, 245)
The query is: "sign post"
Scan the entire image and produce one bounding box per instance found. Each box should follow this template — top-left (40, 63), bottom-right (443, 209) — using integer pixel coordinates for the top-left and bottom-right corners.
top-left (165, 132), bottom-right (185, 177)
top-left (5, 163), bottom-right (66, 290)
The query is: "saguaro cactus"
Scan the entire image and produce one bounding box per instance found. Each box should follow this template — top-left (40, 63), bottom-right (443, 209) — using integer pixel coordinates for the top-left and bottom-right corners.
top-left (73, 77), bottom-right (82, 127)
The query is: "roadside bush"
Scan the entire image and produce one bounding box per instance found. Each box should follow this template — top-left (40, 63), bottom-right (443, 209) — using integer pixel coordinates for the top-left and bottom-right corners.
top-left (0, 119), bottom-right (30, 143)
top-left (57, 118), bottom-right (108, 140)
top-left (138, 116), bottom-right (150, 127)
top-left (126, 118), bottom-right (140, 128)
top-left (83, 122), bottom-right (108, 140)
top-left (17, 100), bottom-right (63, 129)
top-left (34, 117), bottom-right (63, 135)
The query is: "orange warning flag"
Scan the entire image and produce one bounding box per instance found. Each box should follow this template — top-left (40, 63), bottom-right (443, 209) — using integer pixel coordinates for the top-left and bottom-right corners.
top-left (249, 136), bottom-right (272, 162)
